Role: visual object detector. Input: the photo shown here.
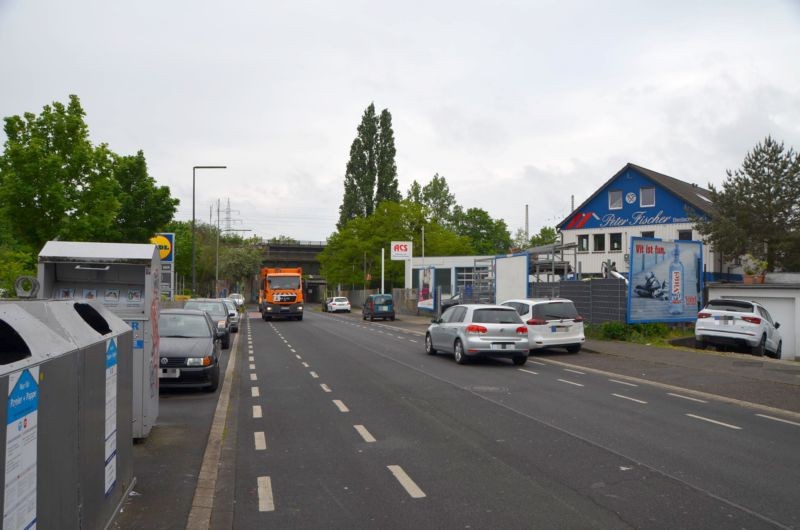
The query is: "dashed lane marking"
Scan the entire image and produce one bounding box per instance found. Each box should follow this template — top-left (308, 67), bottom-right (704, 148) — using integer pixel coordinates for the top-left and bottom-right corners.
top-left (302, 362), bottom-right (309, 368)
top-left (609, 379), bottom-right (638, 387)
top-left (686, 413), bottom-right (742, 430)
top-left (320, 384), bottom-right (331, 393)
top-left (667, 392), bottom-right (707, 403)
top-left (756, 414), bottom-right (800, 427)
top-left (254, 431), bottom-right (267, 450)
top-left (518, 368), bottom-right (539, 375)
top-left (387, 465), bottom-right (426, 499)
top-left (250, 373), bottom-right (257, 381)
top-left (249, 364), bottom-right (255, 370)
top-left (612, 393), bottom-right (647, 404)
top-left (564, 368), bottom-right (586, 375)
top-left (257, 476), bottom-right (275, 512)
top-left (253, 405), bottom-right (262, 418)
top-left (333, 400), bottom-right (349, 412)
top-left (557, 378), bottom-right (584, 387)
top-left (310, 371), bottom-right (319, 379)
top-left (251, 387), bottom-right (260, 397)
top-left (354, 425), bottom-right (376, 443)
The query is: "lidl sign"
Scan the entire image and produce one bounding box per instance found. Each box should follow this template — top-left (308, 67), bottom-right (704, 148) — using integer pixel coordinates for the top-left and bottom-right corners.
top-left (150, 233), bottom-right (175, 262)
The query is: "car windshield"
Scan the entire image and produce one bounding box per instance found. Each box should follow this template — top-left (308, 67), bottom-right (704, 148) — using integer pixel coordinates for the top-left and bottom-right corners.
top-left (706, 300), bottom-right (754, 313)
top-left (533, 302), bottom-right (579, 320)
top-left (269, 276), bottom-right (300, 289)
top-left (184, 301), bottom-right (226, 318)
top-left (334, 297), bottom-right (348, 303)
top-left (472, 308), bottom-right (522, 324)
top-left (373, 295), bottom-right (392, 304)
top-left (159, 314), bottom-right (211, 338)
top-left (223, 300), bottom-right (236, 312)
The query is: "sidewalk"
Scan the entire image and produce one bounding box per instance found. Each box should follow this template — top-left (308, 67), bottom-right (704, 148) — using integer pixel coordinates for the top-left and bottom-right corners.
top-left (389, 310), bottom-right (800, 415)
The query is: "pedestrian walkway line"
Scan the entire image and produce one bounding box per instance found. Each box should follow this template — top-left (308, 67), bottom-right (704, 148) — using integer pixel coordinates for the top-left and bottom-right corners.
top-left (185, 314), bottom-right (242, 530)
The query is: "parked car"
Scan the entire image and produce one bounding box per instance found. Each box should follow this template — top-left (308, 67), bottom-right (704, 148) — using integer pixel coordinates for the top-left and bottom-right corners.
top-left (328, 297), bottom-right (351, 313)
top-left (183, 298), bottom-right (231, 349)
top-left (363, 293), bottom-right (395, 321)
top-left (425, 304), bottom-right (529, 365)
top-left (695, 298), bottom-right (782, 357)
top-left (229, 293), bottom-right (245, 310)
top-left (221, 298), bottom-right (240, 333)
top-left (500, 298), bottom-right (585, 353)
top-left (322, 297), bottom-right (333, 312)
top-left (158, 309), bottom-right (222, 391)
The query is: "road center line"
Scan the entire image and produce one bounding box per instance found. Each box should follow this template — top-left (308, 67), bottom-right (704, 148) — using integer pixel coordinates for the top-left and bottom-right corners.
top-left (557, 378), bottom-right (584, 387)
top-left (756, 413), bottom-right (800, 427)
top-left (333, 400), bottom-right (349, 412)
top-left (310, 371), bottom-right (319, 379)
top-left (290, 348), bottom-right (296, 353)
top-left (668, 392), bottom-right (707, 403)
top-left (250, 373), bottom-right (257, 381)
top-left (686, 413), bottom-right (742, 430)
top-left (564, 368), bottom-right (585, 375)
top-left (320, 384), bottom-right (331, 393)
top-left (254, 431), bottom-right (267, 450)
top-left (253, 405), bottom-right (262, 418)
top-left (251, 386), bottom-right (260, 397)
top-left (296, 354), bottom-right (302, 360)
top-left (248, 356), bottom-right (254, 362)
top-left (257, 476), bottom-right (275, 512)
top-left (387, 465), bottom-right (426, 498)
top-left (249, 364), bottom-right (255, 370)
top-left (354, 425), bottom-right (376, 442)
top-left (518, 368), bottom-right (539, 375)
top-left (609, 379), bottom-right (638, 387)
top-left (612, 393), bottom-right (647, 404)
top-left (302, 362), bottom-right (309, 368)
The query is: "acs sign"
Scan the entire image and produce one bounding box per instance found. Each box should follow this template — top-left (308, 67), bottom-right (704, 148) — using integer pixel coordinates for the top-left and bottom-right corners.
top-left (390, 241), bottom-right (412, 260)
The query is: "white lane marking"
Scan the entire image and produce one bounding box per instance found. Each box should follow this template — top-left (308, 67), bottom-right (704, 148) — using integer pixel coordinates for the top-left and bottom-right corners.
top-left (333, 400), bottom-right (349, 412)
top-left (250, 373), bottom-right (257, 381)
top-left (251, 386), bottom-right (260, 397)
top-left (564, 368), bottom-right (586, 375)
top-left (686, 413), bottom-right (742, 430)
top-left (320, 384), bottom-right (331, 393)
top-left (254, 431), bottom-right (267, 450)
top-left (409, 339), bottom-right (417, 343)
top-left (253, 405), bottom-right (262, 418)
top-left (668, 392), bottom-right (708, 404)
top-left (302, 362), bottom-right (309, 368)
top-left (290, 348), bottom-right (296, 353)
top-left (257, 476), bottom-right (275, 512)
top-left (248, 356), bottom-right (254, 362)
top-left (756, 414), bottom-right (800, 427)
top-left (354, 425), bottom-right (376, 443)
top-left (609, 379), bottom-right (638, 387)
top-left (249, 364), bottom-right (256, 370)
top-left (387, 465), bottom-right (426, 499)
top-left (526, 359), bottom-right (546, 366)
top-left (296, 354), bottom-right (302, 360)
top-left (518, 368), bottom-right (539, 375)
top-left (310, 371), bottom-right (319, 379)
top-left (612, 393), bottom-right (647, 404)
top-left (557, 378), bottom-right (584, 387)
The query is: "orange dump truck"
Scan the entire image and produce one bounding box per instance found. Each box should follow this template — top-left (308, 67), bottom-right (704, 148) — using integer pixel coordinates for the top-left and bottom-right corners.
top-left (258, 267), bottom-right (304, 321)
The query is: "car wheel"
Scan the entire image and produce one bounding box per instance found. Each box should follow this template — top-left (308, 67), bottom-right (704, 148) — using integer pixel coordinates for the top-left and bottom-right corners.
top-left (222, 334), bottom-right (230, 350)
top-left (454, 339), bottom-right (467, 364)
top-left (370, 315), bottom-right (374, 322)
top-left (362, 313), bottom-right (367, 320)
top-left (771, 341), bottom-right (782, 359)
top-left (425, 334), bottom-right (437, 355)
top-left (206, 365), bottom-right (220, 392)
top-left (512, 355), bottom-right (527, 366)
top-left (261, 313), bottom-right (268, 321)
top-left (752, 335), bottom-right (766, 357)
top-left (297, 315), bottom-right (303, 321)
top-left (566, 345), bottom-right (581, 354)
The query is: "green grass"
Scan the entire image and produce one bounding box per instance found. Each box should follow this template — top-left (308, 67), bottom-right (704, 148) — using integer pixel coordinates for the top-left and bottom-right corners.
top-left (585, 321), bottom-right (695, 347)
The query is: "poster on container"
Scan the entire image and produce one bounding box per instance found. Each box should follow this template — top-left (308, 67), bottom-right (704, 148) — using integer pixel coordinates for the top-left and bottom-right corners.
top-left (4, 367), bottom-right (39, 530)
top-left (417, 267), bottom-right (435, 312)
top-left (627, 238), bottom-right (703, 323)
top-left (104, 338), bottom-right (118, 496)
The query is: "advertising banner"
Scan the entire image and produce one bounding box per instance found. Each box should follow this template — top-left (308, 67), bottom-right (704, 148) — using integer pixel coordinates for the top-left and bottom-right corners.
top-left (391, 241), bottom-right (412, 260)
top-left (418, 267), bottom-right (435, 312)
top-left (4, 367), bottom-right (39, 530)
top-left (627, 238), bottom-right (703, 323)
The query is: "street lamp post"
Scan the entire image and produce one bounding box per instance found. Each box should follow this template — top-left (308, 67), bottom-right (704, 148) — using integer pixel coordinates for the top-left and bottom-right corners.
top-left (192, 165), bottom-right (226, 296)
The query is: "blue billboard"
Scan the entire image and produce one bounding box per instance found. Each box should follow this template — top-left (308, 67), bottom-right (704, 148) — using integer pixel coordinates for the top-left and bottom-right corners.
top-left (627, 238), bottom-right (703, 323)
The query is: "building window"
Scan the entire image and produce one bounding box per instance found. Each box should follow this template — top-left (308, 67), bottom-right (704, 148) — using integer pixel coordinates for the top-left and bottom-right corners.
top-left (609, 190), bottom-right (622, 210)
top-left (593, 234), bottom-right (605, 252)
top-left (678, 230), bottom-right (693, 241)
top-left (610, 233), bottom-right (622, 252)
top-left (641, 231), bottom-right (655, 238)
top-left (640, 187), bottom-right (655, 207)
top-left (578, 235), bottom-right (589, 252)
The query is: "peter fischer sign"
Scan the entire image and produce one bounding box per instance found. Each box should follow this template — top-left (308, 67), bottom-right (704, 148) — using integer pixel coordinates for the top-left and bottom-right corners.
top-left (566, 210), bottom-right (690, 229)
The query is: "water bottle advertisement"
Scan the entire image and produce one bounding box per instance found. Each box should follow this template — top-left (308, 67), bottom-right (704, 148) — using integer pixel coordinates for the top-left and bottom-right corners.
top-left (627, 238), bottom-right (703, 323)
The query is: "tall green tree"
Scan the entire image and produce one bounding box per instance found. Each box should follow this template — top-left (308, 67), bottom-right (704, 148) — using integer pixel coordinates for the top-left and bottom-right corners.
top-left (692, 136), bottom-right (800, 271)
top-left (421, 173), bottom-right (456, 225)
top-left (451, 206), bottom-right (512, 255)
top-left (337, 103), bottom-right (401, 228)
top-left (0, 95), bottom-right (121, 251)
top-left (529, 226), bottom-right (558, 247)
top-left (220, 243), bottom-right (262, 289)
top-left (110, 150), bottom-right (179, 242)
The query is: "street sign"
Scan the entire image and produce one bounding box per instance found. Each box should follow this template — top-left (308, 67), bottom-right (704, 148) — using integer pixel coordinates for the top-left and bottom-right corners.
top-left (391, 241), bottom-right (412, 260)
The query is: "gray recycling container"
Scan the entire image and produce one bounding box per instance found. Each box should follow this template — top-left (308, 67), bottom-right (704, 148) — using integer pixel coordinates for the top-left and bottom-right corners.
top-left (0, 300), bottom-right (134, 530)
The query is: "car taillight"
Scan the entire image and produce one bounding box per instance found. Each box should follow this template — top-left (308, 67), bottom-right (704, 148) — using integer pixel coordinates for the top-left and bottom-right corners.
top-left (516, 326), bottom-right (528, 335)
top-left (527, 318), bottom-right (546, 325)
top-left (742, 316), bottom-right (761, 325)
top-left (466, 324), bottom-right (488, 334)
top-left (697, 312), bottom-right (712, 319)
top-left (573, 315), bottom-right (584, 322)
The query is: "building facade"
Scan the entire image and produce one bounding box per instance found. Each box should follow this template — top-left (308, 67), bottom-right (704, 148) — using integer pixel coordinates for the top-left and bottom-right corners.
top-left (557, 163), bottom-right (735, 281)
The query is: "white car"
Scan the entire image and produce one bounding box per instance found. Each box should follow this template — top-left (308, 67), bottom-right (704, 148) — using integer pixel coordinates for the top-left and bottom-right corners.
top-left (695, 298), bottom-right (782, 358)
top-left (229, 293), bottom-right (245, 309)
top-left (500, 298), bottom-right (585, 353)
top-left (328, 297), bottom-right (351, 313)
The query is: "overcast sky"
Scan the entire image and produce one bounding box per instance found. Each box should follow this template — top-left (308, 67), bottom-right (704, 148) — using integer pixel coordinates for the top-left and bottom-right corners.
top-left (2, 0), bottom-right (799, 242)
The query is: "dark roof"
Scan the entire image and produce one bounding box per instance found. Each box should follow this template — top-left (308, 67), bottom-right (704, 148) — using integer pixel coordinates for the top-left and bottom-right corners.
top-left (557, 163), bottom-right (713, 229)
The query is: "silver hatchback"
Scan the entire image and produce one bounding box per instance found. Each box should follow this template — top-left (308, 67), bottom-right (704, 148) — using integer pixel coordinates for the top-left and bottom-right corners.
top-left (425, 304), bottom-right (530, 365)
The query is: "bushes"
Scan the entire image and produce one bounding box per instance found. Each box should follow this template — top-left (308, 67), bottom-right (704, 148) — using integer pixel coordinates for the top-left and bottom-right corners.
top-left (588, 321), bottom-right (672, 342)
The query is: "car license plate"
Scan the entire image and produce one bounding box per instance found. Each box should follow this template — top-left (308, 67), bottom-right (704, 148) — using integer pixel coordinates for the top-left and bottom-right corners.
top-left (491, 343), bottom-right (509, 350)
top-left (551, 326), bottom-right (568, 333)
top-left (159, 368), bottom-right (180, 378)
top-left (378, 305), bottom-right (388, 311)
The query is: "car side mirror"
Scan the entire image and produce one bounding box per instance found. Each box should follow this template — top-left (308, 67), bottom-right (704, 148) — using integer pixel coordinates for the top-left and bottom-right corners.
top-left (431, 317), bottom-right (440, 324)
top-left (775, 322), bottom-right (780, 329)
top-left (229, 311), bottom-right (236, 317)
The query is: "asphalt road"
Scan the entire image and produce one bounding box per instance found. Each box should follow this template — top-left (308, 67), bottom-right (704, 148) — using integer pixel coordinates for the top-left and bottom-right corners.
top-left (226, 311), bottom-right (800, 529)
